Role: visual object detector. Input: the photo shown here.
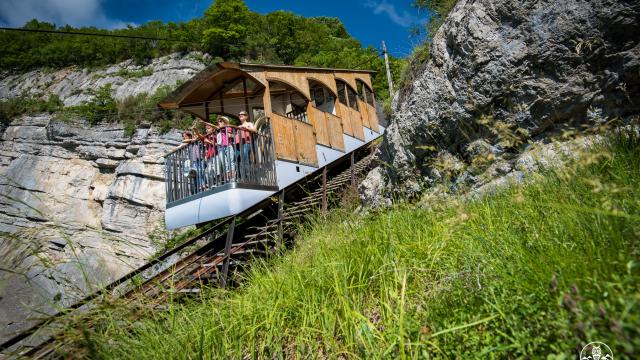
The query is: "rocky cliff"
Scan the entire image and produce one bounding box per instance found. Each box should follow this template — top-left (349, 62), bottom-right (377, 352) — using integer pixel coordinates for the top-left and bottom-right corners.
top-left (361, 0), bottom-right (640, 205)
top-left (0, 53), bottom-right (205, 342)
top-left (0, 52), bottom-right (206, 106)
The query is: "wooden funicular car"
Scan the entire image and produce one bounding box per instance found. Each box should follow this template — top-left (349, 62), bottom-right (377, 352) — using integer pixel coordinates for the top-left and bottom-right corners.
top-left (160, 63), bottom-right (385, 229)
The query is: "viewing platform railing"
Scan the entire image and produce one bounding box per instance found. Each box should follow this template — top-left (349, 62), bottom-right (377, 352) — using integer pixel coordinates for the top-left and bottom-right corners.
top-left (164, 123), bottom-right (277, 205)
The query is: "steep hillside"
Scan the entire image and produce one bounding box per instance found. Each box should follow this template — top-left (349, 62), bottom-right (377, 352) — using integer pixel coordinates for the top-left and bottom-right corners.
top-left (58, 131), bottom-right (640, 358)
top-left (361, 0), bottom-right (640, 205)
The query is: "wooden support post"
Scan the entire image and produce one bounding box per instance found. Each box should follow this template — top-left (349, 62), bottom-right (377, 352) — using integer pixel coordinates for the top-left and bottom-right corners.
top-left (350, 152), bottom-right (355, 189)
top-left (242, 78), bottom-right (250, 114)
top-left (277, 190), bottom-right (285, 254)
top-left (321, 166), bottom-right (327, 214)
top-left (220, 216), bottom-right (236, 288)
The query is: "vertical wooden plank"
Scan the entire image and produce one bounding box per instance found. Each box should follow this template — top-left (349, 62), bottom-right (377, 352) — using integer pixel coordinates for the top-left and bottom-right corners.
top-left (350, 152), bottom-right (355, 189)
top-left (367, 103), bottom-right (380, 133)
top-left (321, 167), bottom-right (327, 214)
top-left (350, 108), bottom-right (365, 141)
top-left (337, 102), bottom-right (353, 136)
top-left (242, 78), bottom-right (249, 113)
top-left (262, 74), bottom-right (273, 116)
top-left (277, 190), bottom-right (284, 255)
top-left (270, 113), bottom-right (298, 162)
top-left (325, 112), bottom-right (345, 151)
top-left (293, 121), bottom-right (318, 167)
top-left (307, 105), bottom-right (330, 147)
top-left (271, 113), bottom-right (317, 166)
top-left (359, 99), bottom-right (371, 129)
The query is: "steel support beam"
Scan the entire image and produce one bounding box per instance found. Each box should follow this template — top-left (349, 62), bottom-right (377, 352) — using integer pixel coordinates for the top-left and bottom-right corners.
top-left (321, 167), bottom-right (327, 214)
top-left (350, 152), bottom-right (355, 189)
top-left (220, 217), bottom-right (236, 288)
top-left (277, 190), bottom-right (285, 254)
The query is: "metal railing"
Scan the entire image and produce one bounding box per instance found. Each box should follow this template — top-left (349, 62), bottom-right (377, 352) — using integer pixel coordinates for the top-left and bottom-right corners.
top-left (164, 122), bottom-right (277, 205)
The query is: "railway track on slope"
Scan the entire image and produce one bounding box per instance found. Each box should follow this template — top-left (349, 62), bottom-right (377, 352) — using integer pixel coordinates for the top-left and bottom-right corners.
top-left (0, 144), bottom-right (378, 359)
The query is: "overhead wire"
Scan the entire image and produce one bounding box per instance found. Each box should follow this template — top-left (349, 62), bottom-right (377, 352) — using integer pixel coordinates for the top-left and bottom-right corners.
top-left (0, 27), bottom-right (199, 44)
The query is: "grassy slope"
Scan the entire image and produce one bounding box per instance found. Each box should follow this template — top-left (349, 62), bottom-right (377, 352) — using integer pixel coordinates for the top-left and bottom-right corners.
top-left (78, 134), bottom-right (639, 358)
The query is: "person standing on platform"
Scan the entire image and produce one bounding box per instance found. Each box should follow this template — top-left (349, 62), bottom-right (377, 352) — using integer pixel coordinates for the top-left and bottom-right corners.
top-left (237, 110), bottom-right (256, 177)
top-left (215, 116), bottom-right (236, 181)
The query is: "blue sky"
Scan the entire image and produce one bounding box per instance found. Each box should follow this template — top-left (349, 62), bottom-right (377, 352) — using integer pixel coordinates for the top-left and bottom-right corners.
top-left (0, 0), bottom-right (428, 57)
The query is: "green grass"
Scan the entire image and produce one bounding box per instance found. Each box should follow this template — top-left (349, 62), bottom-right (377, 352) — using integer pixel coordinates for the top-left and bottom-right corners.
top-left (67, 133), bottom-right (639, 359)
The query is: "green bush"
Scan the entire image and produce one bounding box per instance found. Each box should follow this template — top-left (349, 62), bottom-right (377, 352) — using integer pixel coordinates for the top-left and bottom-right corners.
top-left (115, 68), bottom-right (154, 79)
top-left (116, 85), bottom-right (193, 136)
top-left (0, 93), bottom-right (63, 125)
top-left (53, 84), bottom-right (192, 135)
top-left (414, 0), bottom-right (460, 38)
top-left (59, 84), bottom-right (117, 125)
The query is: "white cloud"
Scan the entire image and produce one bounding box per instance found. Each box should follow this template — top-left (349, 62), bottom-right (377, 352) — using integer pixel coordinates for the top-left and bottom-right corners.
top-left (364, 1), bottom-right (419, 28)
top-left (0, 0), bottom-right (129, 29)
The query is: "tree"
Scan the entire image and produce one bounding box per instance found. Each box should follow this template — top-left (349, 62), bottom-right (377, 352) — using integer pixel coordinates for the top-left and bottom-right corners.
top-left (201, 0), bottom-right (252, 60)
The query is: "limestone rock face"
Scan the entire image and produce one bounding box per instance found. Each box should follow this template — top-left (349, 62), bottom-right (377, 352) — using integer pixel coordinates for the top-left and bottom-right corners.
top-left (0, 115), bottom-right (182, 342)
top-left (361, 0), bottom-right (640, 204)
top-left (0, 52), bottom-right (206, 105)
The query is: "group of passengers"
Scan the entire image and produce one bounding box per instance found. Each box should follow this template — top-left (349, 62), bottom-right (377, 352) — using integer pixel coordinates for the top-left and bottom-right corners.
top-left (180, 110), bottom-right (257, 193)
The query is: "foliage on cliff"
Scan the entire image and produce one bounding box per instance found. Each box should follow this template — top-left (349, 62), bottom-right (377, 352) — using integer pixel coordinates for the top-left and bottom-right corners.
top-left (50, 85), bottom-right (192, 135)
top-left (0, 94), bottom-right (62, 126)
top-left (399, 0), bottom-right (459, 88)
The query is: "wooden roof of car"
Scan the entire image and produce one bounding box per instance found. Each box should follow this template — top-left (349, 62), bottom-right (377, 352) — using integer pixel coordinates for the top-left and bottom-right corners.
top-left (158, 62), bottom-right (376, 110)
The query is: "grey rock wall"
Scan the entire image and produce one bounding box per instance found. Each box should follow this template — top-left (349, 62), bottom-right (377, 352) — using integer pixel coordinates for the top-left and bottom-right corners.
top-left (361, 0), bottom-right (640, 205)
top-left (0, 115), bottom-right (182, 342)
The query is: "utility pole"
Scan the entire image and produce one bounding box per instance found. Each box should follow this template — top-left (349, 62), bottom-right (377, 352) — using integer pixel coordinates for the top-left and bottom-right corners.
top-left (382, 40), bottom-right (394, 96)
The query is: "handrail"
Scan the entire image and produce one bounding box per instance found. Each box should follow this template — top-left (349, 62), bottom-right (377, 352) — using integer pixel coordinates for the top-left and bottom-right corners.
top-left (163, 126), bottom-right (265, 158)
top-left (164, 123), bottom-right (277, 205)
top-left (163, 142), bottom-right (191, 158)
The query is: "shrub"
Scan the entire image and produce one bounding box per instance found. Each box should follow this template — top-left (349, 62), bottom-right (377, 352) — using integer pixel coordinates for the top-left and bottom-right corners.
top-left (0, 94), bottom-right (63, 125)
top-left (60, 84), bottom-right (117, 125)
